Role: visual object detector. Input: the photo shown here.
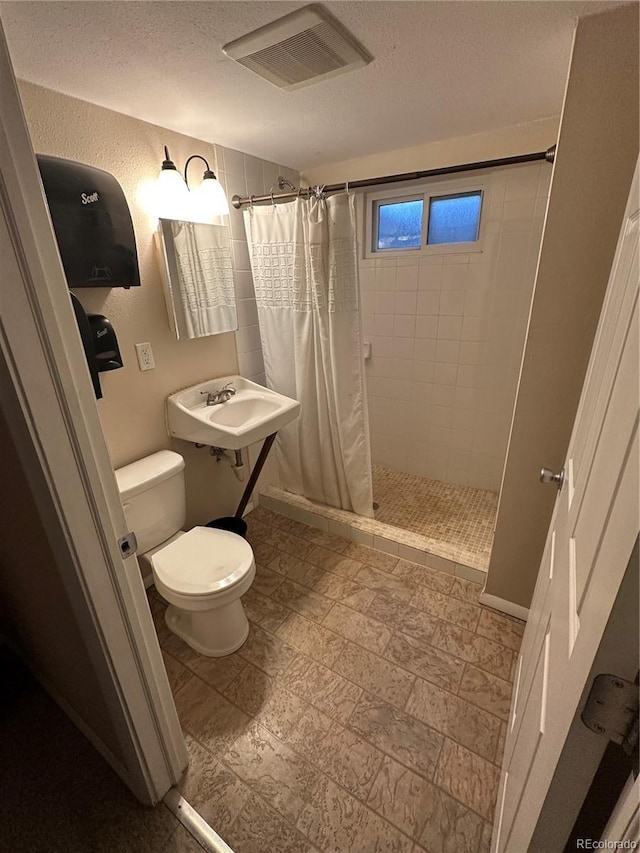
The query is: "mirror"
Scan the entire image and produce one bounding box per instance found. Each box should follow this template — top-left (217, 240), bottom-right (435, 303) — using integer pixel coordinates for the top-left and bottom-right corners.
top-left (156, 218), bottom-right (238, 339)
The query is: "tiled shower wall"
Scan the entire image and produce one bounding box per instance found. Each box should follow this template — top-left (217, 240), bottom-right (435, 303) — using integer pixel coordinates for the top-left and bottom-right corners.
top-left (217, 147), bottom-right (299, 384)
top-left (360, 161), bottom-right (551, 492)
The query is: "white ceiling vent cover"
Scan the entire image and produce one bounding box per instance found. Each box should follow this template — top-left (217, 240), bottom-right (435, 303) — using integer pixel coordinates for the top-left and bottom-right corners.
top-left (223, 5), bottom-right (372, 91)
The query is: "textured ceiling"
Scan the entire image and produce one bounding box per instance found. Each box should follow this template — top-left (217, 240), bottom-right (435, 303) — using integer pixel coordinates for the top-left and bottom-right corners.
top-left (0, 1), bottom-right (624, 170)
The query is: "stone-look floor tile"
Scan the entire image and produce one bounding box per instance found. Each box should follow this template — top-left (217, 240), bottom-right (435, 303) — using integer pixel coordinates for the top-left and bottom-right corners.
top-left (271, 578), bottom-right (335, 622)
top-left (277, 556), bottom-right (326, 587)
top-left (227, 793), bottom-right (318, 853)
top-left (495, 721), bottom-right (507, 766)
top-left (268, 549), bottom-right (307, 575)
top-left (393, 560), bottom-right (454, 594)
top-left (349, 695), bottom-right (444, 779)
top-left (477, 609), bottom-right (525, 652)
top-left (251, 563), bottom-right (285, 597)
top-left (314, 574), bottom-right (377, 613)
top-left (297, 775), bottom-right (414, 853)
top-left (264, 530), bottom-right (316, 561)
top-left (384, 633), bottom-right (465, 693)
top-left (246, 506), bottom-right (281, 526)
top-left (178, 735), bottom-right (250, 834)
top-left (333, 643), bottom-right (415, 708)
top-left (449, 577), bottom-right (483, 605)
top-left (306, 545), bottom-right (363, 579)
top-left (238, 623), bottom-right (298, 677)
top-left (252, 540), bottom-right (280, 568)
top-left (342, 542), bottom-right (400, 572)
top-left (223, 662), bottom-right (309, 740)
top-left (244, 516), bottom-right (271, 543)
top-left (367, 756), bottom-right (435, 840)
top-left (430, 620), bottom-right (514, 681)
top-left (419, 784), bottom-right (487, 853)
top-left (288, 707), bottom-right (385, 799)
top-left (458, 665), bottom-right (513, 722)
top-left (242, 588), bottom-right (290, 633)
top-left (479, 819), bottom-right (494, 852)
top-left (308, 529), bottom-right (350, 551)
top-left (411, 587), bottom-right (481, 632)
top-left (277, 515), bottom-right (315, 539)
top-left (159, 631), bottom-right (247, 693)
top-left (355, 565), bottom-right (417, 601)
top-left (174, 677), bottom-right (251, 758)
top-left (323, 602), bottom-right (392, 654)
top-left (405, 678), bottom-right (500, 761)
top-left (366, 591), bottom-right (438, 646)
top-left (277, 611), bottom-right (346, 666)
top-left (223, 722), bottom-right (319, 823)
top-left (434, 739), bottom-right (501, 822)
top-left (280, 655), bottom-right (362, 722)
top-left (161, 650), bottom-right (192, 696)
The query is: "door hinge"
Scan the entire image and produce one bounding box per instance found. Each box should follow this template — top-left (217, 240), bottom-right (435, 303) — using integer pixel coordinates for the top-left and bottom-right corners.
top-left (118, 531), bottom-right (138, 558)
top-left (582, 674), bottom-right (639, 775)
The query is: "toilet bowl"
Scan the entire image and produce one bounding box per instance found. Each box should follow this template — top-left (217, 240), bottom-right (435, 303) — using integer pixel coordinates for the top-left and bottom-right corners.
top-left (115, 450), bottom-right (255, 657)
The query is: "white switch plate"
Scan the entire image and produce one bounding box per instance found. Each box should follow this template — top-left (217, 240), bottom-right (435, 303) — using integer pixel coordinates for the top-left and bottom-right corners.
top-left (135, 342), bottom-right (155, 371)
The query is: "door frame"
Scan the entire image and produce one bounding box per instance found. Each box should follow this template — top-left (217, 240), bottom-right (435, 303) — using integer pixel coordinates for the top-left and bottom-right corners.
top-left (0, 23), bottom-right (186, 803)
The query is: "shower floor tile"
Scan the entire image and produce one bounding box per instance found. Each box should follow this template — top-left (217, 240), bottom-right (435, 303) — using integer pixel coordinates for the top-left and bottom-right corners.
top-left (372, 466), bottom-right (498, 569)
top-left (150, 509), bottom-right (525, 853)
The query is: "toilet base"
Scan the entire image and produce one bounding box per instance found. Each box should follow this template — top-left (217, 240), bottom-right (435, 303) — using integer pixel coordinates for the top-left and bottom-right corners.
top-left (164, 599), bottom-right (250, 657)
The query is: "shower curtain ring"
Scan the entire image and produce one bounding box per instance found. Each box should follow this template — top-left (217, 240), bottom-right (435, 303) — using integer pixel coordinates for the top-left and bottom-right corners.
top-left (270, 191), bottom-right (275, 206)
top-left (250, 195), bottom-right (255, 208)
top-left (345, 180), bottom-right (349, 193)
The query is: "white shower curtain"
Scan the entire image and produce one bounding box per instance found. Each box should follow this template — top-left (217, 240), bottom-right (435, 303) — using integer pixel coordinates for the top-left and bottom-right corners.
top-left (243, 193), bottom-right (374, 518)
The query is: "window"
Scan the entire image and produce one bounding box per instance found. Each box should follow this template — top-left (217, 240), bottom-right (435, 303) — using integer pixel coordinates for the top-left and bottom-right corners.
top-left (427, 191), bottom-right (482, 245)
top-left (365, 178), bottom-right (487, 259)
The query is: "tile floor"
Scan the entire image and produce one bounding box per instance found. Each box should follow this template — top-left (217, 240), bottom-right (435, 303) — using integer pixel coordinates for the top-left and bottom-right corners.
top-left (151, 505), bottom-right (524, 853)
top-left (372, 466), bottom-right (498, 567)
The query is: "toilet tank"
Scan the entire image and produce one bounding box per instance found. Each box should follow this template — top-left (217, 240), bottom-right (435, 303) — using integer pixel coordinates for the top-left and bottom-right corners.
top-left (115, 450), bottom-right (186, 555)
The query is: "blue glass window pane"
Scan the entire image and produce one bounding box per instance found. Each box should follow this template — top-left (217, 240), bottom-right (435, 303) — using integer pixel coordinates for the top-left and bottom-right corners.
top-left (427, 192), bottom-right (482, 245)
top-left (377, 199), bottom-right (423, 250)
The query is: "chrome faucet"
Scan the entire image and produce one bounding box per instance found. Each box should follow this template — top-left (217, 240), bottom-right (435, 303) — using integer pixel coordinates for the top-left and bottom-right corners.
top-left (201, 382), bottom-right (236, 406)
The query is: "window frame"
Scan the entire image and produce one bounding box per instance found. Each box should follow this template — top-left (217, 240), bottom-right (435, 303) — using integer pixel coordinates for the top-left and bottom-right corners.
top-left (363, 174), bottom-right (489, 260)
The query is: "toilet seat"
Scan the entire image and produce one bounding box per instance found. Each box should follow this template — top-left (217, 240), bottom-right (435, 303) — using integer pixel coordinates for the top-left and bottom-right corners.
top-left (151, 526), bottom-right (254, 597)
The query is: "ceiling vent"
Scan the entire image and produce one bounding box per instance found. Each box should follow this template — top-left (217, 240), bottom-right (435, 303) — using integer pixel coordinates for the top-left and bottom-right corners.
top-left (223, 4), bottom-right (372, 91)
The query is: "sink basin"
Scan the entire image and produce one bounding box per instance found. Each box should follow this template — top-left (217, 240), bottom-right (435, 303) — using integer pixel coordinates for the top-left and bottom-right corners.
top-left (166, 375), bottom-right (300, 449)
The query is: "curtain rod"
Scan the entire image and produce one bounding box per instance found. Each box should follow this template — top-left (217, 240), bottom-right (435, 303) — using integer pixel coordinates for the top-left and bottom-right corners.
top-left (231, 144), bottom-right (556, 209)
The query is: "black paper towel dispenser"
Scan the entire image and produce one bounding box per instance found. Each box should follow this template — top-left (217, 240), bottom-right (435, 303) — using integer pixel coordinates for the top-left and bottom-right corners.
top-left (37, 154), bottom-right (140, 289)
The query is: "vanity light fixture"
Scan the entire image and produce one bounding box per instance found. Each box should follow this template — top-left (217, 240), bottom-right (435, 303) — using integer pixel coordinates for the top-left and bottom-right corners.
top-left (156, 146), bottom-right (229, 222)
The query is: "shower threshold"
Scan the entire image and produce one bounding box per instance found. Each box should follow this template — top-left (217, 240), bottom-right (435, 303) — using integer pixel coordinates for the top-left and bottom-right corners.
top-left (259, 474), bottom-right (497, 583)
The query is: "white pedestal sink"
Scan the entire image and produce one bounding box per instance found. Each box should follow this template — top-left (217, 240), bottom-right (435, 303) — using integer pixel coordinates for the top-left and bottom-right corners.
top-left (166, 375), bottom-right (300, 450)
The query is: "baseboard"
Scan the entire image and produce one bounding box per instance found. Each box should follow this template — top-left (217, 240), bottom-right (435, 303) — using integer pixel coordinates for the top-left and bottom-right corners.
top-left (479, 592), bottom-right (529, 622)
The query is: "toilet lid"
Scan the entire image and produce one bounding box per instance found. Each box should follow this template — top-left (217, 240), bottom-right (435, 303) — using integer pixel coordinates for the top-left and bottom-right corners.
top-left (151, 527), bottom-right (255, 596)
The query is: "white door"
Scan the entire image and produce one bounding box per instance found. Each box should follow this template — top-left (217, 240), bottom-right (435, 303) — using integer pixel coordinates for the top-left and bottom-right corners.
top-left (493, 161), bottom-right (639, 851)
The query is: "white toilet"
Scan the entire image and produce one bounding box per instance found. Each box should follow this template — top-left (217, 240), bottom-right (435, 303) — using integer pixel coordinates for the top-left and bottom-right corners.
top-left (115, 449), bottom-right (255, 657)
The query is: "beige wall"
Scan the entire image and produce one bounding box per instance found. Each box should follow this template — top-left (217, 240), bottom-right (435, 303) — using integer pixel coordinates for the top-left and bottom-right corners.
top-left (18, 81), bottom-right (297, 526)
top-left (485, 4), bottom-right (639, 608)
top-left (0, 407), bottom-right (125, 766)
top-left (302, 117), bottom-right (559, 186)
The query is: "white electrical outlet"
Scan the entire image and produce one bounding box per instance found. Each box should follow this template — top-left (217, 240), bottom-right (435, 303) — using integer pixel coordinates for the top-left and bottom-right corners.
top-left (135, 342), bottom-right (155, 371)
